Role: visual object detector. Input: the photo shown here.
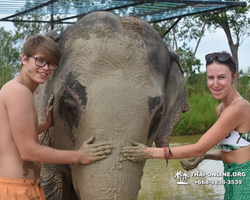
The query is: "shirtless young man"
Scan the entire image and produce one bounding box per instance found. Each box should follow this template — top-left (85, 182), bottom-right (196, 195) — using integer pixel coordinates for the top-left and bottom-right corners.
top-left (0, 35), bottom-right (112, 200)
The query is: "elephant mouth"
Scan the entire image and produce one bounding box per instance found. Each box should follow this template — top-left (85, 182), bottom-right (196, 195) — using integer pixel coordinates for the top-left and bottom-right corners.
top-left (69, 184), bottom-right (79, 200)
top-left (182, 99), bottom-right (190, 113)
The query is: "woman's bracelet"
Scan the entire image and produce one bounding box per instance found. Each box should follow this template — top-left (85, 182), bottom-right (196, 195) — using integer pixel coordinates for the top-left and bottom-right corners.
top-left (164, 147), bottom-right (168, 166)
top-left (164, 147), bottom-right (172, 167)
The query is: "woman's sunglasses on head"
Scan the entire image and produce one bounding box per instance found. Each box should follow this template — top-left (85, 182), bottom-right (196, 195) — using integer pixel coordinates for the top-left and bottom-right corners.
top-left (205, 52), bottom-right (236, 67)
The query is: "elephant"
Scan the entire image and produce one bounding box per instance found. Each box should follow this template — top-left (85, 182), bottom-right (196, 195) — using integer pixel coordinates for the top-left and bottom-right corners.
top-left (34, 11), bottom-right (189, 200)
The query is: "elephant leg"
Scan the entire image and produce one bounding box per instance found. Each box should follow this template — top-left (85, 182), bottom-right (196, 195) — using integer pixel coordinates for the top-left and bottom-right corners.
top-left (39, 130), bottom-right (77, 200)
top-left (41, 163), bottom-right (77, 200)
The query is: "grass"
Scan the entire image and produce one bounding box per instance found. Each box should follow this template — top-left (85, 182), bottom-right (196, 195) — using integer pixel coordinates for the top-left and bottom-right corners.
top-left (172, 92), bottom-right (219, 136)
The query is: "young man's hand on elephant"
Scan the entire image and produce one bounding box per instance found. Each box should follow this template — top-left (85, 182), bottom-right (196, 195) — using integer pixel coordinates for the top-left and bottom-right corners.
top-left (45, 94), bottom-right (54, 127)
top-left (37, 95), bottom-right (54, 135)
top-left (121, 141), bottom-right (154, 163)
top-left (44, 105), bottom-right (53, 127)
top-left (78, 136), bottom-right (113, 164)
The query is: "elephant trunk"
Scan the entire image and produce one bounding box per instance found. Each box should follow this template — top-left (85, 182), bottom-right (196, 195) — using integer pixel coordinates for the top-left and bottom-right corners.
top-left (70, 80), bottom-right (152, 199)
top-left (71, 156), bottom-right (145, 200)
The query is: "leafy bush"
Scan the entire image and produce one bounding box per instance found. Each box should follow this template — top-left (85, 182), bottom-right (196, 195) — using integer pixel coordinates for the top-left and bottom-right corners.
top-left (0, 65), bottom-right (14, 89)
top-left (238, 67), bottom-right (250, 100)
top-left (186, 72), bottom-right (210, 96)
top-left (172, 91), bottom-right (219, 136)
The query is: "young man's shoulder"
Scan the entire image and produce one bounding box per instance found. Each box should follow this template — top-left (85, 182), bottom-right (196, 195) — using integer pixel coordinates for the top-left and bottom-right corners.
top-left (1, 80), bottom-right (33, 102)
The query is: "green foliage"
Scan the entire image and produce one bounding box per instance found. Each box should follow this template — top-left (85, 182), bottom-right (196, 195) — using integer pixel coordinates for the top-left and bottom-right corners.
top-left (0, 28), bottom-right (20, 70)
top-left (177, 45), bottom-right (202, 78)
top-left (204, 3), bottom-right (250, 42)
top-left (172, 91), bottom-right (219, 136)
top-left (186, 72), bottom-right (210, 95)
top-left (237, 67), bottom-right (250, 100)
top-left (0, 28), bottom-right (21, 88)
top-left (175, 16), bottom-right (205, 42)
top-left (0, 65), bottom-right (14, 88)
top-left (154, 17), bottom-right (205, 83)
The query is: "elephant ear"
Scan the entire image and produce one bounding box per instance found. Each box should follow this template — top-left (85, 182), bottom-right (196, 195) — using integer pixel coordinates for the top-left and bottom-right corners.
top-left (155, 51), bottom-right (189, 148)
top-left (44, 30), bottom-right (61, 42)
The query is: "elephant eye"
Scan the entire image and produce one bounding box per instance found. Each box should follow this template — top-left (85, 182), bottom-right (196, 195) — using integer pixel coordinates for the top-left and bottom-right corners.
top-left (59, 96), bottom-right (80, 130)
top-left (65, 99), bottom-right (77, 118)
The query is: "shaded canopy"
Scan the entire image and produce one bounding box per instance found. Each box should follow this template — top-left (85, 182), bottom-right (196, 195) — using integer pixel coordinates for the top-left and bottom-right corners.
top-left (0, 0), bottom-right (247, 32)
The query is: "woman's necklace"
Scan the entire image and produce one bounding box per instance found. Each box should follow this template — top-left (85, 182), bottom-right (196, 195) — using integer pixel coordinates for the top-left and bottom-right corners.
top-left (230, 97), bottom-right (244, 105)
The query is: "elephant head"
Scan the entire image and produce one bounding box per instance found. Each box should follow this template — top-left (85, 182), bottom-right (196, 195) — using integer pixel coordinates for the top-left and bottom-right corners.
top-left (35, 11), bottom-right (189, 200)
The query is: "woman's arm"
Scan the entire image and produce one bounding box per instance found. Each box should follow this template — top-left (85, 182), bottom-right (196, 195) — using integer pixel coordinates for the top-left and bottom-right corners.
top-left (180, 150), bottom-right (222, 171)
top-left (121, 102), bottom-right (243, 162)
top-left (203, 150), bottom-right (222, 160)
top-left (178, 104), bottom-right (223, 171)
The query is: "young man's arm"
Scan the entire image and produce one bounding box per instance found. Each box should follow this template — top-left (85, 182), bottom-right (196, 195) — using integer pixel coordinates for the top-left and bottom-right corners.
top-left (5, 84), bottom-right (112, 164)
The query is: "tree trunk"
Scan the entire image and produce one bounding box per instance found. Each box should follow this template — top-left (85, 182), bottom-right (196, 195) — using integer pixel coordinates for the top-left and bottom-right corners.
top-left (185, 21), bottom-right (206, 83)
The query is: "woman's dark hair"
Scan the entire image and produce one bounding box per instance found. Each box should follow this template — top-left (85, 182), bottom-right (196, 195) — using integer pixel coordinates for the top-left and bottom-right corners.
top-left (205, 51), bottom-right (237, 75)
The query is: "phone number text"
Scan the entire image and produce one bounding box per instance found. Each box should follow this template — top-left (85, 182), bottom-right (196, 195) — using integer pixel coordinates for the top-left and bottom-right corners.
top-left (194, 180), bottom-right (242, 185)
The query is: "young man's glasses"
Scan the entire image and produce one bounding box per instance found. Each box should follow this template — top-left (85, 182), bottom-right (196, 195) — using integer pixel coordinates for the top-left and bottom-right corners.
top-left (205, 52), bottom-right (236, 67)
top-left (29, 55), bottom-right (57, 71)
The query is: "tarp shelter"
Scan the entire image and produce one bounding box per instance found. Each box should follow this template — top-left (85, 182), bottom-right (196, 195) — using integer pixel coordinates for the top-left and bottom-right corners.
top-left (0, 0), bottom-right (247, 32)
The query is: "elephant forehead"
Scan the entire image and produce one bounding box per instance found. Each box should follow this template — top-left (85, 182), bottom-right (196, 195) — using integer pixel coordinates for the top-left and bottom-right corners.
top-left (65, 35), bottom-right (145, 64)
top-left (87, 75), bottom-right (150, 103)
top-left (86, 77), bottom-right (151, 112)
top-left (63, 35), bottom-right (164, 88)
top-left (84, 68), bottom-right (163, 101)
top-left (64, 25), bottom-right (146, 58)
top-left (85, 93), bottom-right (151, 133)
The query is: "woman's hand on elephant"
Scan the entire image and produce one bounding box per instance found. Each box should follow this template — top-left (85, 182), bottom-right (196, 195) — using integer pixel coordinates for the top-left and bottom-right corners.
top-left (121, 141), bottom-right (153, 163)
top-left (180, 155), bottom-right (205, 171)
top-left (78, 136), bottom-right (113, 165)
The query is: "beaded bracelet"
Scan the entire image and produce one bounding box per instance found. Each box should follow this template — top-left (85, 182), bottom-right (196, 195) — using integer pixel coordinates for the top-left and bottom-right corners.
top-left (164, 147), bottom-right (173, 166)
top-left (164, 147), bottom-right (168, 166)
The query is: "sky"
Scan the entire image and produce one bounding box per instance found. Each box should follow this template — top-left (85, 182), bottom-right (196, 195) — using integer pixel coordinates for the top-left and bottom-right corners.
top-left (0, 14), bottom-right (249, 73)
top-left (196, 29), bottom-right (250, 73)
